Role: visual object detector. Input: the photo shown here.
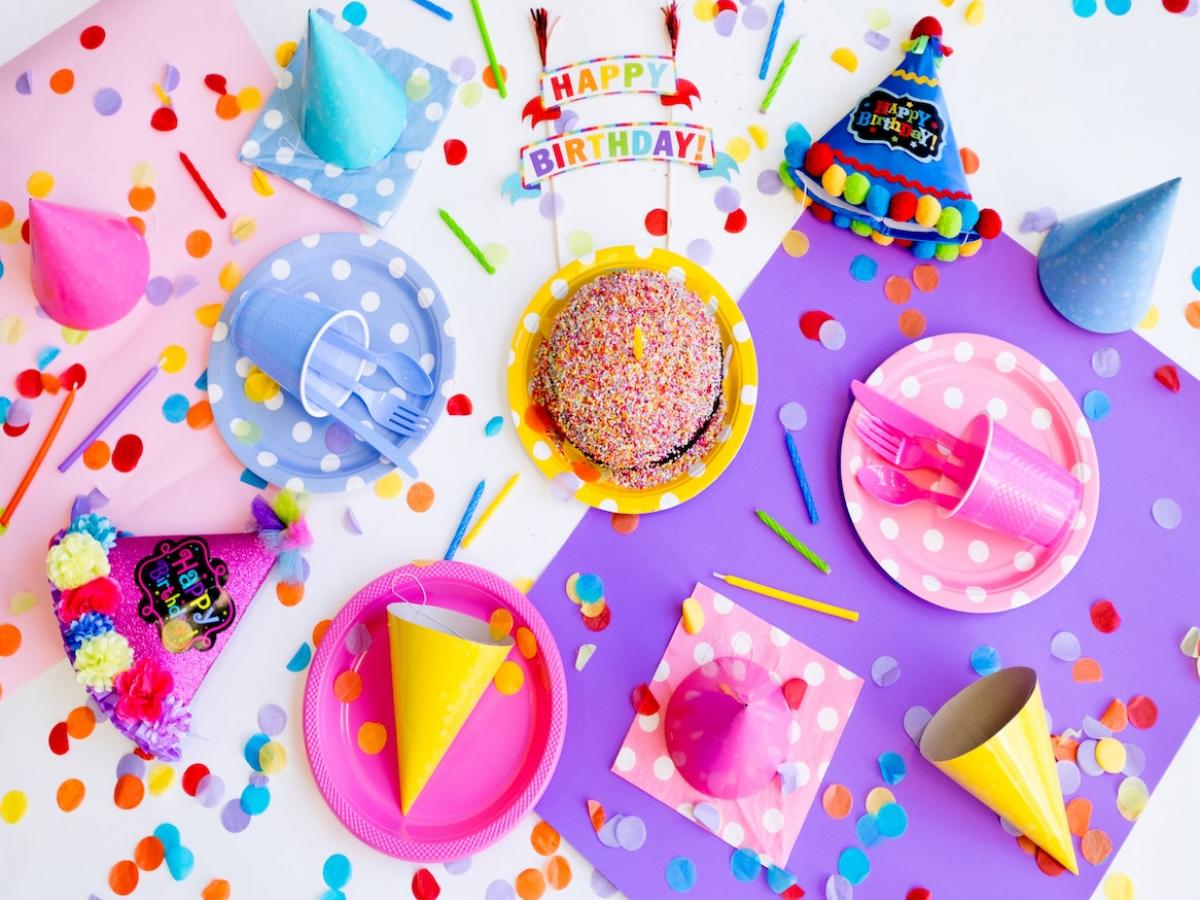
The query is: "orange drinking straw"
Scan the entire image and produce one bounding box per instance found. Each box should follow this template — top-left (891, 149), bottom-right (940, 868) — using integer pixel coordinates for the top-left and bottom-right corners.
top-left (1, 388), bottom-right (76, 528)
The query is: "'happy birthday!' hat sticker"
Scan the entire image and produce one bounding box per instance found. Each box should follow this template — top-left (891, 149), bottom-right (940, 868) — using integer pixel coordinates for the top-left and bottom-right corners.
top-left (300, 10), bottom-right (408, 169)
top-left (781, 17), bottom-right (1002, 262)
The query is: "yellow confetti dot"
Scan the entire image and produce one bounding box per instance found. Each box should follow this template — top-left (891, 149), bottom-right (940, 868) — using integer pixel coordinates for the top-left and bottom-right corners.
top-left (579, 598), bottom-right (606, 618)
top-left (831, 47), bottom-right (859, 72)
top-left (512, 577), bottom-right (535, 594)
top-left (356, 722), bottom-right (387, 755)
top-left (516, 626), bottom-right (537, 659)
top-left (1116, 776), bottom-right (1148, 821)
top-left (1103, 872), bottom-right (1134, 900)
top-left (489, 608), bottom-right (514, 640)
top-left (566, 229), bottom-right (593, 259)
top-left (195, 304), bottom-right (223, 327)
top-left (147, 764), bottom-right (174, 796)
top-left (1138, 304), bottom-right (1159, 329)
top-left (458, 81), bottom-right (483, 108)
top-left (964, 0), bottom-right (986, 25)
top-left (724, 137), bottom-right (751, 164)
top-left (782, 230), bottom-right (810, 257)
top-left (374, 471), bottom-right (404, 499)
top-left (9, 591), bottom-right (37, 615)
top-left (230, 215), bottom-right (257, 244)
top-left (129, 161), bottom-right (156, 187)
top-left (681, 597), bottom-right (704, 634)
top-left (236, 86), bottom-right (263, 111)
top-left (243, 367), bottom-right (280, 403)
top-left (258, 740), bottom-right (288, 773)
top-left (494, 660), bottom-right (525, 695)
top-left (61, 327), bottom-right (87, 345)
top-left (250, 168), bottom-right (275, 197)
top-left (565, 573), bottom-right (582, 605)
top-left (0, 790), bottom-right (28, 824)
top-left (865, 786), bottom-right (895, 815)
top-left (747, 124), bottom-right (769, 151)
top-left (866, 8), bottom-right (892, 29)
top-left (1095, 738), bottom-right (1126, 774)
top-left (218, 262), bottom-right (243, 292)
top-left (693, 0), bottom-right (716, 22)
top-left (0, 315), bottom-right (27, 345)
top-left (159, 344), bottom-right (187, 373)
top-left (26, 171), bottom-right (55, 198)
top-left (275, 40), bottom-right (298, 67)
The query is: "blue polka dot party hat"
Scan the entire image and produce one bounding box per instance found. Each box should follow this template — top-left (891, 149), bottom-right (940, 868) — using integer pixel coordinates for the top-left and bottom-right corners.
top-left (1038, 177), bottom-right (1181, 334)
top-left (781, 17), bottom-right (1001, 262)
top-left (300, 10), bottom-right (408, 170)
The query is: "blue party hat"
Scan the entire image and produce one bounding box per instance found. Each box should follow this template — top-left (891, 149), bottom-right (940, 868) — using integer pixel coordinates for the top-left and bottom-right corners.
top-left (780, 17), bottom-right (1001, 262)
top-left (1038, 178), bottom-right (1181, 334)
top-left (300, 10), bottom-right (408, 169)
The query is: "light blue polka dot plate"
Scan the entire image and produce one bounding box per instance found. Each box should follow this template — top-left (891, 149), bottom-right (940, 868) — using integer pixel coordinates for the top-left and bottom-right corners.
top-left (208, 232), bottom-right (455, 492)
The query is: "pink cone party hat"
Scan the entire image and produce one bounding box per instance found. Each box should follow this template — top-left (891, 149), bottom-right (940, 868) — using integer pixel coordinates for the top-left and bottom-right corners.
top-left (781, 17), bottom-right (1002, 262)
top-left (44, 492), bottom-right (311, 760)
top-left (29, 198), bottom-right (150, 329)
top-left (664, 656), bottom-right (791, 799)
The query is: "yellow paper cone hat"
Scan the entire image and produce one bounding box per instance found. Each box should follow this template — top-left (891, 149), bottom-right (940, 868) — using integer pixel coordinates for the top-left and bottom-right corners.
top-left (387, 602), bottom-right (513, 815)
top-left (919, 667), bottom-right (1078, 874)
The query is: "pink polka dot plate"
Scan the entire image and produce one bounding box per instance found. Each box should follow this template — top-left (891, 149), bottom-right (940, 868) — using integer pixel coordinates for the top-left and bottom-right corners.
top-left (302, 562), bottom-right (567, 861)
top-left (840, 333), bottom-right (1100, 613)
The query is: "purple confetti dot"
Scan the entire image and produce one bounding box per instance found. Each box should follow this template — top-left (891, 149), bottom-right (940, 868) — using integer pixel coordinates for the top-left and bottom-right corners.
top-left (1057, 759), bottom-right (1081, 794)
top-left (714, 185), bottom-right (741, 213)
top-left (6, 397), bottom-right (32, 427)
top-left (685, 238), bottom-right (713, 266)
top-left (221, 797), bottom-right (252, 832)
top-left (597, 814), bottom-right (623, 848)
top-left (863, 29), bottom-right (891, 51)
top-left (826, 873), bottom-right (853, 900)
top-left (615, 814), bottom-right (647, 850)
top-left (257, 703), bottom-right (287, 736)
top-left (549, 470), bottom-right (581, 502)
top-left (449, 56), bottom-right (476, 83)
top-left (300, 555), bottom-right (311, 583)
top-left (443, 857), bottom-right (472, 875)
top-left (116, 753), bottom-right (146, 780)
top-left (1122, 743), bottom-right (1146, 777)
top-left (196, 773), bottom-right (225, 808)
top-left (144, 275), bottom-right (174, 306)
top-left (999, 816), bottom-right (1022, 836)
top-left (93, 87), bottom-right (122, 115)
top-left (756, 169), bottom-right (783, 195)
top-left (174, 273), bottom-right (200, 297)
top-left (714, 8), bottom-right (738, 36)
top-left (778, 401), bottom-right (807, 431)
top-left (248, 772), bottom-right (269, 788)
top-left (344, 621), bottom-right (372, 655)
top-left (344, 507), bottom-right (363, 535)
top-left (162, 64), bottom-right (181, 93)
top-left (1152, 497), bottom-right (1182, 529)
top-left (1077, 740), bottom-right (1104, 777)
top-left (538, 191), bottom-right (565, 219)
top-left (870, 655), bottom-right (901, 687)
top-left (591, 869), bottom-right (618, 898)
top-left (903, 705), bottom-right (931, 745)
top-left (324, 422), bottom-right (353, 453)
top-left (1050, 630), bottom-right (1081, 662)
top-left (15, 70), bottom-right (32, 94)
top-left (742, 4), bottom-right (769, 28)
top-left (818, 318), bottom-right (846, 351)
top-left (1091, 347), bottom-right (1120, 378)
top-left (554, 109), bottom-right (579, 135)
top-left (485, 881), bottom-right (516, 900)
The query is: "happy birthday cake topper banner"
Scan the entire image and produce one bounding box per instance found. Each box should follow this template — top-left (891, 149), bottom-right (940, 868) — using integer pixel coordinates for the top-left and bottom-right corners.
top-left (520, 122), bottom-right (715, 187)
top-left (540, 54), bottom-right (678, 106)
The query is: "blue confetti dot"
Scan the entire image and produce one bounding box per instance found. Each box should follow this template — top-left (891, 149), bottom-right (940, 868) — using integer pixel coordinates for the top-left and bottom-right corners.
top-left (766, 865), bottom-right (796, 893)
top-left (240, 468), bottom-right (269, 489)
top-left (341, 1), bottom-right (367, 25)
top-left (970, 644), bottom-right (1002, 676)
top-left (484, 415), bottom-right (503, 437)
top-left (162, 393), bottom-right (189, 423)
top-left (35, 346), bottom-right (60, 370)
top-left (286, 642), bottom-right (312, 672)
top-left (665, 857), bottom-right (697, 893)
top-left (1072, 0), bottom-right (1097, 16)
top-left (878, 751), bottom-right (907, 785)
top-left (153, 822), bottom-right (180, 849)
top-left (243, 732), bottom-right (271, 771)
top-left (320, 892), bottom-right (347, 900)
top-left (0, 397), bottom-right (10, 423)
top-left (575, 573), bottom-right (604, 603)
top-left (1192, 267), bottom-right (1200, 292)
top-left (1105, 0), bottom-right (1130, 13)
top-left (855, 812), bottom-right (883, 847)
top-left (784, 122), bottom-right (811, 147)
top-left (730, 847), bottom-right (760, 882)
top-left (1082, 389), bottom-right (1111, 421)
top-left (323, 853), bottom-right (352, 889)
top-left (0, 259), bottom-right (4, 280)
top-left (876, 802), bottom-right (908, 838)
top-left (164, 844), bottom-right (194, 881)
top-left (838, 847), bottom-right (871, 885)
top-left (194, 369), bottom-right (208, 391)
top-left (240, 783), bottom-right (270, 816)
top-left (849, 255), bottom-right (878, 282)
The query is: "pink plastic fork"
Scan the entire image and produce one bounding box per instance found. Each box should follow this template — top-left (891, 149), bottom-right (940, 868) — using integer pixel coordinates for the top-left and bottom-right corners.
top-left (854, 410), bottom-right (971, 488)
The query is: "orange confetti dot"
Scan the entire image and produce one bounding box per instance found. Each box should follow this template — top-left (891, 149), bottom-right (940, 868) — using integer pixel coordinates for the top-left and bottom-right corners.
top-left (49, 68), bottom-right (75, 94)
top-left (0, 623), bottom-right (22, 656)
top-left (276, 581), bottom-right (304, 607)
top-left (186, 229), bottom-right (213, 258)
top-left (407, 481), bottom-right (435, 512)
top-left (1072, 657), bottom-right (1103, 683)
top-left (83, 440), bottom-right (111, 469)
top-left (912, 264), bottom-right (940, 293)
top-left (822, 783), bottom-right (852, 819)
top-left (56, 777), bottom-right (86, 812)
top-left (357, 721), bottom-right (387, 755)
top-left (202, 879), bottom-right (232, 900)
top-left (128, 186), bottom-right (156, 212)
top-left (960, 147), bottom-right (980, 175)
top-left (1081, 829), bottom-right (1112, 865)
top-left (898, 308), bottom-right (927, 338)
top-left (127, 216), bottom-right (146, 236)
top-left (545, 855), bottom-right (572, 890)
top-left (571, 461), bottom-right (601, 483)
top-left (494, 660), bottom-right (525, 695)
top-left (186, 400), bottom-right (214, 430)
top-left (1185, 301), bottom-right (1200, 329)
top-left (481, 64), bottom-right (509, 91)
top-left (1015, 834), bottom-right (1036, 856)
top-left (883, 275), bottom-right (912, 305)
top-left (611, 513), bottom-right (640, 535)
top-left (313, 618), bottom-right (332, 646)
top-left (195, 303), bottom-right (223, 327)
top-left (531, 821), bottom-right (561, 856)
top-left (66, 705), bottom-right (96, 739)
top-left (516, 626), bottom-right (537, 659)
top-left (587, 799), bottom-right (606, 832)
top-left (215, 93), bottom-right (241, 119)
top-left (134, 835), bottom-right (165, 871)
top-left (0, 201), bottom-right (13, 228)
top-left (1051, 733), bottom-right (1079, 762)
top-left (113, 773), bottom-right (145, 809)
top-left (333, 670), bottom-right (363, 703)
top-left (489, 608), bottom-right (514, 640)
top-left (1100, 698), bottom-right (1128, 733)
top-left (515, 868), bottom-right (546, 900)
top-left (1066, 796), bottom-right (1092, 837)
top-left (109, 860), bottom-right (139, 895)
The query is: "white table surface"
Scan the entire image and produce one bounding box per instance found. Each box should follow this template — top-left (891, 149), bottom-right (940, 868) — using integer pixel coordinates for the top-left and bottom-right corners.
top-left (2, 0), bottom-right (1197, 897)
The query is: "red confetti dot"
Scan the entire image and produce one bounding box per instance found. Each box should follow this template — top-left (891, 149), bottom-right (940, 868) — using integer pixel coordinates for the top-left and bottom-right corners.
top-left (1089, 599), bottom-right (1121, 633)
top-left (59, 363), bottom-right (87, 391)
top-left (644, 208), bottom-right (669, 237)
top-left (150, 107), bottom-right (178, 131)
top-left (782, 677), bottom-right (808, 710)
top-left (1034, 847), bottom-right (1066, 877)
top-left (204, 73), bottom-right (228, 94)
top-left (1127, 695), bottom-right (1158, 729)
top-left (442, 139), bottom-right (467, 165)
top-left (133, 746), bottom-right (154, 760)
top-left (412, 867), bottom-right (441, 900)
top-left (715, 0), bottom-right (738, 11)
top-left (582, 604), bottom-right (611, 632)
top-left (906, 890), bottom-right (932, 900)
top-left (182, 763), bottom-right (210, 797)
top-left (21, 218), bottom-right (31, 243)
top-left (80, 25), bottom-right (106, 49)
top-left (1154, 364), bottom-right (1181, 393)
top-left (724, 208), bottom-right (747, 233)
top-left (48, 721), bottom-right (70, 755)
top-left (631, 683), bottom-right (660, 716)
top-left (111, 434), bottom-right (144, 472)
top-left (3, 422), bottom-right (29, 437)
top-left (781, 887), bottom-right (806, 900)
top-left (1164, 0), bottom-right (1189, 11)
top-left (799, 310), bottom-right (833, 340)
top-left (16, 369), bottom-right (43, 398)
top-left (446, 393), bottom-right (473, 416)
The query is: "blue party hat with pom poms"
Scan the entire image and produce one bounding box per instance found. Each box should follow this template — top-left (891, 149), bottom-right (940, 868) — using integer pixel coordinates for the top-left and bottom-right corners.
top-left (780, 17), bottom-right (1002, 261)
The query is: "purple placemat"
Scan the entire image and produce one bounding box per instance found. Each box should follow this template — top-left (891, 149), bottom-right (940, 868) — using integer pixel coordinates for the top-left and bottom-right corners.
top-left (530, 223), bottom-right (1199, 899)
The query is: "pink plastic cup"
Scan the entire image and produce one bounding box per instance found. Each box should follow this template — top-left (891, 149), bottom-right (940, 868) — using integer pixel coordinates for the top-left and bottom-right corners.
top-left (946, 414), bottom-right (1082, 548)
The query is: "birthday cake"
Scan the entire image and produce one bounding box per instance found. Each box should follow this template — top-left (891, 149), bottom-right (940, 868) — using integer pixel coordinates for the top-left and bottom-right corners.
top-left (531, 269), bottom-right (725, 489)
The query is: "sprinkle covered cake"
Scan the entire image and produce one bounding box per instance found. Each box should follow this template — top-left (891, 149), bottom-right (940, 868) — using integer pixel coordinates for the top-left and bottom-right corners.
top-left (531, 269), bottom-right (725, 489)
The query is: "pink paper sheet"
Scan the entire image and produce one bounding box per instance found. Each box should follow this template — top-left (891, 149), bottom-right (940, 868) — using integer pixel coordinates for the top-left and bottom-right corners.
top-left (0, 0), bottom-right (357, 693)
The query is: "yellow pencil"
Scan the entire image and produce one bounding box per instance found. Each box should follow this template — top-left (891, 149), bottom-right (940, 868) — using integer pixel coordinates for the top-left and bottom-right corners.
top-left (460, 473), bottom-right (521, 549)
top-left (712, 572), bottom-right (859, 623)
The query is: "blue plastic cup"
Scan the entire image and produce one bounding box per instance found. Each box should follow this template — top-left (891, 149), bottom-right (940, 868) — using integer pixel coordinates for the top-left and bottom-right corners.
top-left (228, 289), bottom-right (368, 416)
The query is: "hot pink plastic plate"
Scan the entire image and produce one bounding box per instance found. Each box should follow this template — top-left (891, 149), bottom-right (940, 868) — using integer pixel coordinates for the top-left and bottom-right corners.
top-left (302, 561), bottom-right (567, 861)
top-left (840, 333), bottom-right (1100, 613)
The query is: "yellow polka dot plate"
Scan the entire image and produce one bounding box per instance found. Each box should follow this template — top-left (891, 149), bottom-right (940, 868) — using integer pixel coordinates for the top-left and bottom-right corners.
top-left (507, 245), bottom-right (758, 514)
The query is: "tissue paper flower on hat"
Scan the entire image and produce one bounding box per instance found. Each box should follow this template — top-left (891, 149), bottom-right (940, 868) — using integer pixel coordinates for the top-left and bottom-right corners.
top-left (47, 532), bottom-right (111, 590)
top-left (114, 658), bottom-right (175, 722)
top-left (73, 631), bottom-right (133, 692)
top-left (59, 576), bottom-right (121, 623)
